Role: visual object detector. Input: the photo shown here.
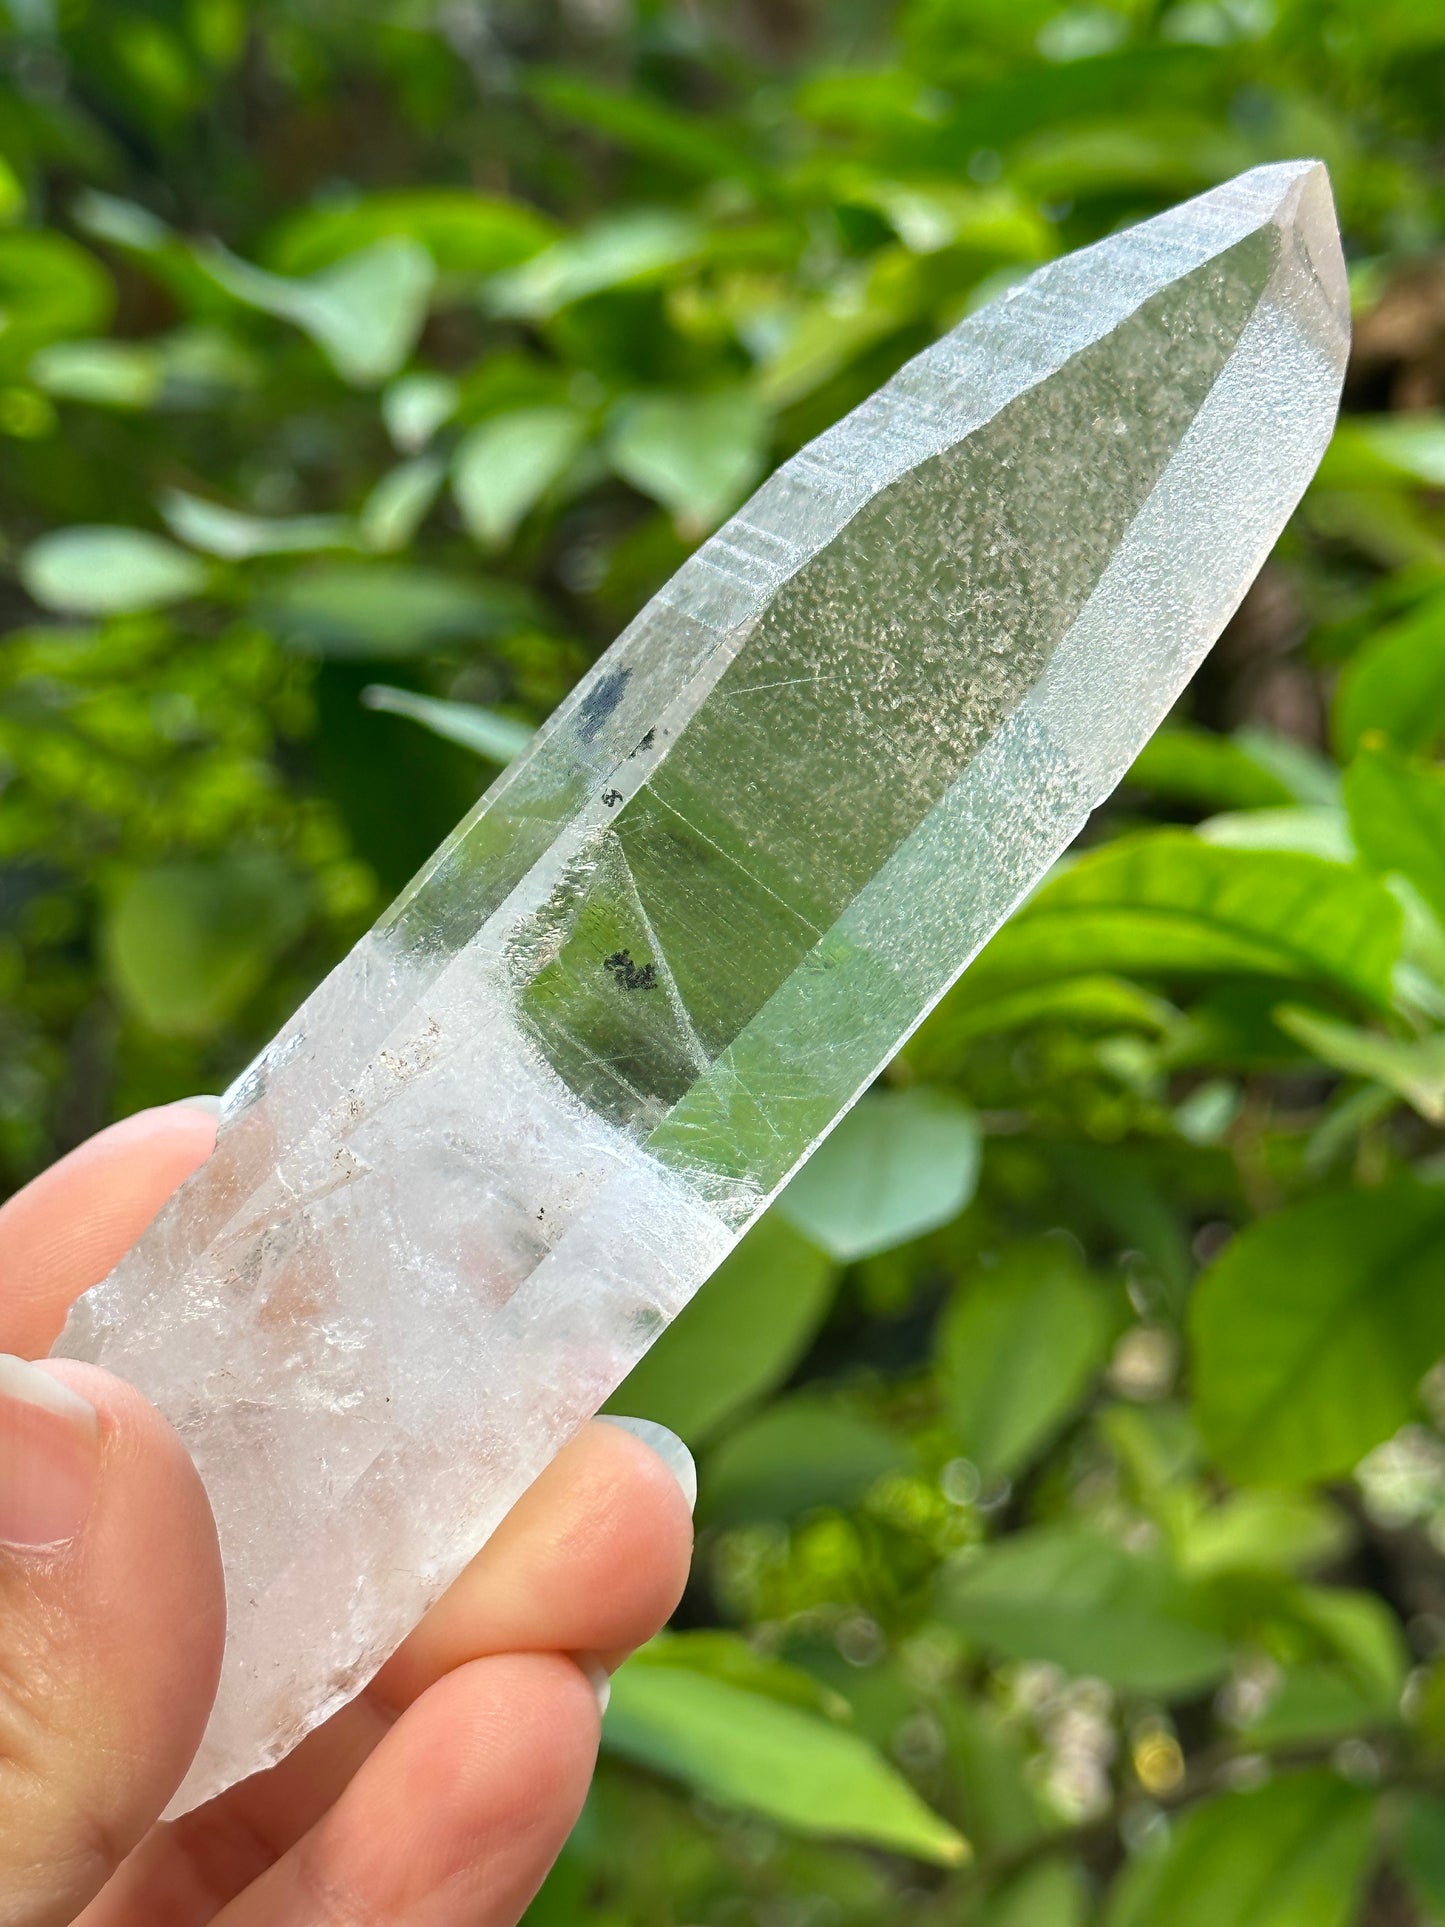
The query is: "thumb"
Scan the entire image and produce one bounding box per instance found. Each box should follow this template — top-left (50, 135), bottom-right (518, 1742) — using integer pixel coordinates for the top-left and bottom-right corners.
top-left (0, 1355), bottom-right (224, 1926)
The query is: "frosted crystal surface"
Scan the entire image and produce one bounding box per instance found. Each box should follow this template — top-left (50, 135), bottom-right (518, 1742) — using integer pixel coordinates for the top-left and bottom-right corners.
top-left (58, 161), bottom-right (1349, 1815)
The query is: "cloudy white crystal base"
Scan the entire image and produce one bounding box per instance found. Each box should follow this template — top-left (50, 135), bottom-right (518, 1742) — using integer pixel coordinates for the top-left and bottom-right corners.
top-left (66, 970), bottom-right (730, 1817)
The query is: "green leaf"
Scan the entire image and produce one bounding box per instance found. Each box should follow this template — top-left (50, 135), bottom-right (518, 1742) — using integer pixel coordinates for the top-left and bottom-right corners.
top-left (0, 230), bottom-right (113, 374)
top-left (1177, 1489), bottom-right (1350, 1579)
top-left (1294, 1584), bottom-right (1410, 1707)
top-left (260, 564), bottom-right (535, 656)
top-left (700, 1394), bottom-right (909, 1526)
top-left (0, 153), bottom-right (24, 224)
top-left (382, 372), bottom-right (459, 452)
top-left (961, 833), bottom-right (1401, 1016)
top-left (1126, 726), bottom-right (1296, 812)
top-left (1191, 1180), bottom-right (1445, 1484)
top-left (939, 1526), bottom-right (1233, 1695)
top-left (1103, 1773), bottom-right (1375, 1927)
top-left (909, 975), bottom-right (1178, 1075)
top-left (777, 1087), bottom-right (980, 1263)
top-left (1240, 1664), bottom-right (1396, 1749)
top-left (977, 1860), bottom-right (1089, 1927)
top-left (1276, 1005), bottom-right (1445, 1123)
top-left (102, 854), bottom-right (308, 1036)
top-left (1402, 1793), bottom-right (1445, 1919)
top-left (606, 1212), bottom-right (838, 1447)
top-left (626, 1630), bottom-right (851, 1721)
top-left (451, 407), bottom-right (588, 549)
top-left (1197, 807), bottom-right (1353, 861)
top-left (20, 526), bottom-right (209, 615)
top-left (528, 70), bottom-right (762, 185)
top-left (160, 489), bottom-right (356, 560)
top-left (1346, 743), bottom-right (1445, 925)
top-left (360, 685), bottom-right (534, 764)
top-left (1234, 727), bottom-right (1342, 809)
top-left (30, 338), bottom-right (162, 408)
top-left (756, 246), bottom-right (923, 408)
top-left (487, 209), bottom-right (701, 319)
top-left (938, 1241), bottom-right (1113, 1478)
top-left (1350, 413), bottom-right (1445, 488)
top-left (199, 237), bottom-right (435, 386)
top-left (606, 388), bottom-right (769, 531)
top-left (1333, 593), bottom-right (1445, 759)
top-left (264, 189), bottom-right (554, 277)
top-left (358, 457), bottom-right (445, 553)
top-left (604, 1657), bottom-right (967, 1865)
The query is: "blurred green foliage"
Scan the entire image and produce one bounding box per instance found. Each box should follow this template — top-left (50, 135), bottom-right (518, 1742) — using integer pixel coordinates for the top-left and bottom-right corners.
top-left (3, 0), bottom-right (1445, 1920)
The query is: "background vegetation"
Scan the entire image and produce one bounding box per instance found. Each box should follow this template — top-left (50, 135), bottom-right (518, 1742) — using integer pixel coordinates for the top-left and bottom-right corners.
top-left (2, 0), bottom-right (1445, 1919)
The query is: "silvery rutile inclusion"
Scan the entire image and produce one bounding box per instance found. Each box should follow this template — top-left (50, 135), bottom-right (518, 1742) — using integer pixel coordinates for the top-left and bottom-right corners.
top-left (59, 160), bottom-right (1349, 1815)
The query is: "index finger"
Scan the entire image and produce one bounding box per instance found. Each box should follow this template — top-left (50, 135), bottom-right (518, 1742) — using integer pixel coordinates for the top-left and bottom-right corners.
top-left (0, 1102), bottom-right (218, 1358)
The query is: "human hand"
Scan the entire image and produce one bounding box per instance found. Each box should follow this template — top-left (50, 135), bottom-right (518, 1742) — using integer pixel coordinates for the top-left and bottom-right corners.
top-left (0, 1102), bottom-right (696, 1927)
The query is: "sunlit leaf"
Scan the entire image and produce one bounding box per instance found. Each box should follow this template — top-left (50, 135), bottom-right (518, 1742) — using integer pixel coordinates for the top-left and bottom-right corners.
top-left (605, 1657), bottom-right (967, 1865)
top-left (160, 488), bottom-right (356, 559)
top-left (1177, 1489), bottom-right (1350, 1580)
top-left (20, 526), bottom-right (209, 614)
top-left (452, 406), bottom-right (588, 549)
top-left (382, 372), bottom-right (459, 452)
top-left (1349, 413), bottom-right (1445, 488)
top-left (198, 236), bottom-right (435, 386)
top-left (358, 457), bottom-right (445, 553)
top-left (264, 188), bottom-right (554, 277)
top-left (777, 1087), bottom-right (980, 1262)
top-left (1196, 807), bottom-right (1353, 861)
top-left (1277, 1005), bottom-right (1445, 1122)
top-left (1192, 1180), bottom-right (1445, 1483)
top-left (360, 685), bottom-right (534, 763)
top-left (627, 1630), bottom-right (851, 1721)
top-left (910, 975), bottom-right (1178, 1074)
top-left (487, 209), bottom-right (701, 319)
top-left (962, 832), bottom-right (1401, 1015)
top-left (0, 230), bottom-right (113, 374)
top-left (0, 152), bottom-right (25, 224)
top-left (31, 338), bottom-right (162, 408)
top-left (606, 388), bottom-right (770, 531)
top-left (756, 246), bottom-right (923, 407)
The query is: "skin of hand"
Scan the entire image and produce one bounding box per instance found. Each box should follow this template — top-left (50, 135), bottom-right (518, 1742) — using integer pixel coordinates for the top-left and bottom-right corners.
top-left (0, 1101), bottom-right (697, 1927)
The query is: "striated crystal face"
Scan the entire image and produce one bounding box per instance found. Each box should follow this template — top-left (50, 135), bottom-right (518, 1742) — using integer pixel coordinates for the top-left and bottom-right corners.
top-left (59, 160), bottom-right (1349, 1815)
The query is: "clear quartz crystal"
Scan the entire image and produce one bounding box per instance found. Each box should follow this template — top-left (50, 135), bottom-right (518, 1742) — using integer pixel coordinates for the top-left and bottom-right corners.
top-left (59, 160), bottom-right (1349, 1815)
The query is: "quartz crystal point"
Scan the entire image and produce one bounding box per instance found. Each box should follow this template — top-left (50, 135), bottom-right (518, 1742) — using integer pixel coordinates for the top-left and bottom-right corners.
top-left (59, 161), bottom-right (1348, 1815)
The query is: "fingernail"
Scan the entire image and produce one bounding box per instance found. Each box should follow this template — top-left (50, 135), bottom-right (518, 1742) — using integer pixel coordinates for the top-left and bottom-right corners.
top-left (0, 1356), bottom-right (100, 1550)
top-left (171, 1093), bottom-right (224, 1117)
top-left (578, 1654), bottom-right (611, 1717)
top-left (599, 1415), bottom-right (697, 1513)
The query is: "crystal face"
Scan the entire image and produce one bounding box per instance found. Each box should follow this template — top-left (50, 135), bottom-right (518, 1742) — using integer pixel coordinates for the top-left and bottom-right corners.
top-left (58, 160), bottom-right (1349, 1815)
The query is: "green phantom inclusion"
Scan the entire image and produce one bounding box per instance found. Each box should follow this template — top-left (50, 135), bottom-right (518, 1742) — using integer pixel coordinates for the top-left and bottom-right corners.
top-left (58, 164), bottom-right (1349, 1818)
